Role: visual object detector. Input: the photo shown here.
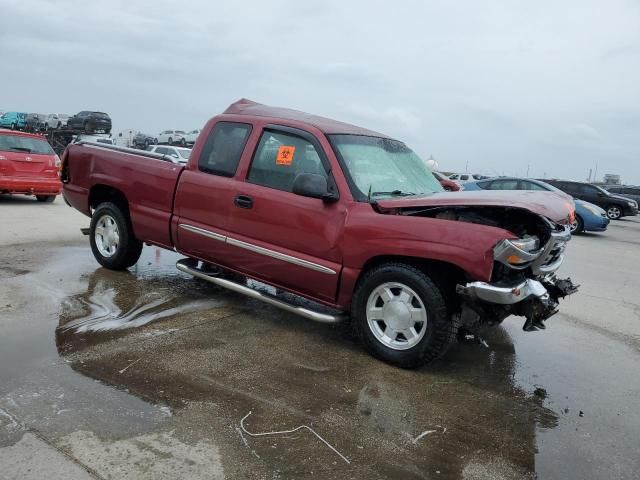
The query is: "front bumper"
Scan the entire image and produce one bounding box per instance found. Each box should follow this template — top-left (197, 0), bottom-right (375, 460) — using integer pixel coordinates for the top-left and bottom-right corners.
top-left (457, 275), bottom-right (579, 331)
top-left (584, 214), bottom-right (610, 232)
top-left (457, 278), bottom-right (548, 305)
top-left (0, 177), bottom-right (62, 195)
top-left (623, 205), bottom-right (639, 216)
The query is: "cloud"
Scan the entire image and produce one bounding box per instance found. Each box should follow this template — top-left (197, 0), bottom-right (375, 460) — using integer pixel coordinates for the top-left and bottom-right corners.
top-left (1, 0), bottom-right (639, 182)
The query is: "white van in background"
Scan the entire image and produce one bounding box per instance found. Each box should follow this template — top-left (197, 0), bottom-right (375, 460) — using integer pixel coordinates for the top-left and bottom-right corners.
top-left (114, 129), bottom-right (138, 148)
top-left (73, 134), bottom-right (115, 145)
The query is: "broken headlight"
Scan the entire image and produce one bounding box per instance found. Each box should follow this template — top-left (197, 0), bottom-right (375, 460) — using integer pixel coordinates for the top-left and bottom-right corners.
top-left (494, 235), bottom-right (542, 269)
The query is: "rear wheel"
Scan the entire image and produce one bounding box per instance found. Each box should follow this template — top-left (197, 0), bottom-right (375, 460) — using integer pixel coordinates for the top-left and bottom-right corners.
top-left (570, 214), bottom-right (584, 234)
top-left (84, 121), bottom-right (92, 133)
top-left (180, 138), bottom-right (186, 147)
top-left (11, 123), bottom-right (16, 130)
top-left (90, 202), bottom-right (143, 270)
top-left (167, 137), bottom-right (173, 145)
top-left (36, 195), bottom-right (55, 203)
top-left (352, 263), bottom-right (458, 368)
top-left (606, 205), bottom-right (622, 220)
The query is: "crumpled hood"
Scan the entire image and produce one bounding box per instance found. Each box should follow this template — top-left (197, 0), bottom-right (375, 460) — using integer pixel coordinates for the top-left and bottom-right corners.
top-left (376, 190), bottom-right (575, 224)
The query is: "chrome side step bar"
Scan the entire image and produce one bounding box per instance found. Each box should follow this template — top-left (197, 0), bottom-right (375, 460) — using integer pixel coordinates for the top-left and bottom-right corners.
top-left (176, 259), bottom-right (347, 324)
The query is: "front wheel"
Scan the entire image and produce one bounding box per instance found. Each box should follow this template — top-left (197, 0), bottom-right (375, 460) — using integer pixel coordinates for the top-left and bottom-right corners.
top-left (606, 205), bottom-right (622, 220)
top-left (167, 137), bottom-right (173, 145)
top-left (36, 195), bottom-right (55, 203)
top-left (90, 202), bottom-right (143, 270)
top-left (180, 138), bottom-right (186, 147)
top-left (352, 263), bottom-right (458, 368)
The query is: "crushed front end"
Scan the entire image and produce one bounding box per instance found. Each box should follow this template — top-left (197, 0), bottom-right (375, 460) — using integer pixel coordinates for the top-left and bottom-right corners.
top-left (457, 218), bottom-right (579, 332)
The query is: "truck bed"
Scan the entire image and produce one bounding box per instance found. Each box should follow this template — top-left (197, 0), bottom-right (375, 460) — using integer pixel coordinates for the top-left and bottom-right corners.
top-left (62, 142), bottom-right (184, 249)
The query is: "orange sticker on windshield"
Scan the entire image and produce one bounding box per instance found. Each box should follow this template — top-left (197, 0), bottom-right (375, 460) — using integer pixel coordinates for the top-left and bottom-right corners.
top-left (276, 145), bottom-right (295, 165)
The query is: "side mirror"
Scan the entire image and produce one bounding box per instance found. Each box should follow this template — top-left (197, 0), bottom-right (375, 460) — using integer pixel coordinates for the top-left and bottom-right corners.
top-left (292, 173), bottom-right (338, 201)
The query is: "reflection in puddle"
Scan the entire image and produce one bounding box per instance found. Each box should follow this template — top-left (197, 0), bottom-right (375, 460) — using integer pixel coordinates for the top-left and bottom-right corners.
top-left (56, 247), bottom-right (228, 351)
top-left (59, 285), bottom-right (219, 333)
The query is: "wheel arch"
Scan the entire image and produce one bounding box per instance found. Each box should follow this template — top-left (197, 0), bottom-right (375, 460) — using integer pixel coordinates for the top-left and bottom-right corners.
top-left (340, 255), bottom-right (468, 311)
top-left (89, 184), bottom-right (131, 220)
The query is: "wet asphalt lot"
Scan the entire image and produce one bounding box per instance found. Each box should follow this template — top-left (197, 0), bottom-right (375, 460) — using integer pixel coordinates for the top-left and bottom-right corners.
top-left (1, 195), bottom-right (639, 479)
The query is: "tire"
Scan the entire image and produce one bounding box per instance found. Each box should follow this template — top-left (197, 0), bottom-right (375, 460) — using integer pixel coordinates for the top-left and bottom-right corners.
top-left (144, 140), bottom-right (150, 149)
top-left (36, 195), bottom-right (56, 203)
top-left (167, 137), bottom-right (173, 145)
top-left (11, 123), bottom-right (16, 130)
top-left (352, 263), bottom-right (458, 368)
top-left (90, 202), bottom-right (143, 270)
top-left (606, 205), bottom-right (622, 220)
top-left (84, 121), bottom-right (92, 133)
top-left (180, 138), bottom-right (186, 147)
top-left (44, 123), bottom-right (49, 130)
top-left (570, 215), bottom-right (584, 234)
top-left (443, 186), bottom-right (452, 192)
top-left (153, 138), bottom-right (158, 145)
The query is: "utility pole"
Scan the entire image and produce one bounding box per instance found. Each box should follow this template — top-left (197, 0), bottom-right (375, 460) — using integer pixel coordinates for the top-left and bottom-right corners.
top-left (465, 160), bottom-right (469, 173)
top-left (593, 163), bottom-right (598, 183)
top-left (526, 164), bottom-right (530, 177)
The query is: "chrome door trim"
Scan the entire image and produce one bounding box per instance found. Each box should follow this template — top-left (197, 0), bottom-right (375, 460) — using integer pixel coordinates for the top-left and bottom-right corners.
top-left (226, 237), bottom-right (337, 275)
top-left (178, 223), bottom-right (337, 275)
top-left (179, 223), bottom-right (226, 242)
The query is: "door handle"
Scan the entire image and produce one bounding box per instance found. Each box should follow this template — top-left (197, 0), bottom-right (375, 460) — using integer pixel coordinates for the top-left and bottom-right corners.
top-left (234, 194), bottom-right (253, 209)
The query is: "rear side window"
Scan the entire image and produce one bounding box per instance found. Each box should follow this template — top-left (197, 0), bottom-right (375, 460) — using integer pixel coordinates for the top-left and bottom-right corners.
top-left (247, 130), bottom-right (326, 192)
top-left (198, 122), bottom-right (252, 177)
top-left (489, 179), bottom-right (518, 190)
top-left (0, 134), bottom-right (54, 154)
top-left (519, 180), bottom-right (547, 191)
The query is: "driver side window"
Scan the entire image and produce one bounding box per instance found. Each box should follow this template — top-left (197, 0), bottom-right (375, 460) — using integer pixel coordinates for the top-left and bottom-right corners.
top-left (247, 130), bottom-right (327, 193)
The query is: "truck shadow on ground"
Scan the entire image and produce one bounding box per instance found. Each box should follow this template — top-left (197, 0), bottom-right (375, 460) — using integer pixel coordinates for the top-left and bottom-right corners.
top-left (54, 256), bottom-right (557, 479)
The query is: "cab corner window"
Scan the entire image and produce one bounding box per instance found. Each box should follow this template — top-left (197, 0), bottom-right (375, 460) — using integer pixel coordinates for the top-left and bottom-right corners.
top-left (247, 130), bottom-right (327, 192)
top-left (198, 122), bottom-right (252, 177)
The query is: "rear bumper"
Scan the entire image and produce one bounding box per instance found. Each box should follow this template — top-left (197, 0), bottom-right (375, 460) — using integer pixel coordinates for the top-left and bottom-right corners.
top-left (0, 176), bottom-right (62, 195)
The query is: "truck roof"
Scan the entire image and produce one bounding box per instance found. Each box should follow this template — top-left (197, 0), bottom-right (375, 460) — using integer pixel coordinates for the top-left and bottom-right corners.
top-left (223, 98), bottom-right (391, 138)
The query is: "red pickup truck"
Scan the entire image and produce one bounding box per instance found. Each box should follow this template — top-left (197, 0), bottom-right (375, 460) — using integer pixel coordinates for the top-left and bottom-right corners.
top-left (62, 99), bottom-right (577, 368)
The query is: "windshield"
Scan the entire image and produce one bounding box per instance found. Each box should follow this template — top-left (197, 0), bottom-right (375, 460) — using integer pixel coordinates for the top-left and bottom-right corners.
top-left (594, 185), bottom-right (611, 195)
top-left (176, 130), bottom-right (186, 134)
top-left (0, 134), bottom-right (55, 154)
top-left (329, 134), bottom-right (443, 199)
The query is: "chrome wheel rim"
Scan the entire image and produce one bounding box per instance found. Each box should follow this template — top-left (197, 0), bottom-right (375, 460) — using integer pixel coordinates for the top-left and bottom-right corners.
top-left (607, 206), bottom-right (621, 219)
top-left (570, 219), bottom-right (579, 232)
top-left (366, 282), bottom-right (427, 350)
top-left (94, 214), bottom-right (120, 257)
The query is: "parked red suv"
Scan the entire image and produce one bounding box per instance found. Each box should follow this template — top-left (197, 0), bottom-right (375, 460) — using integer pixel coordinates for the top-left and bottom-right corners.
top-left (0, 129), bottom-right (62, 202)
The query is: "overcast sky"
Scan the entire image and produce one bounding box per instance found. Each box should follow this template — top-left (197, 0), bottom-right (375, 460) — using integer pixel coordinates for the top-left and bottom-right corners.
top-left (2, 0), bottom-right (639, 182)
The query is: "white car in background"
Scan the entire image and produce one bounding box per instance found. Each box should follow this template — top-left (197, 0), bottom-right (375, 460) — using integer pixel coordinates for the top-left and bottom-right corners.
top-left (184, 129), bottom-right (200, 146)
top-left (145, 145), bottom-right (191, 163)
top-left (157, 130), bottom-right (187, 146)
top-left (44, 114), bottom-right (70, 130)
top-left (448, 173), bottom-right (489, 185)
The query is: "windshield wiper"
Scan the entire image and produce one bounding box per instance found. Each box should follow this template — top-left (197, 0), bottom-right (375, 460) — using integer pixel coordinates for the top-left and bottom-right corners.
top-left (371, 190), bottom-right (418, 197)
top-left (9, 147), bottom-right (33, 153)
